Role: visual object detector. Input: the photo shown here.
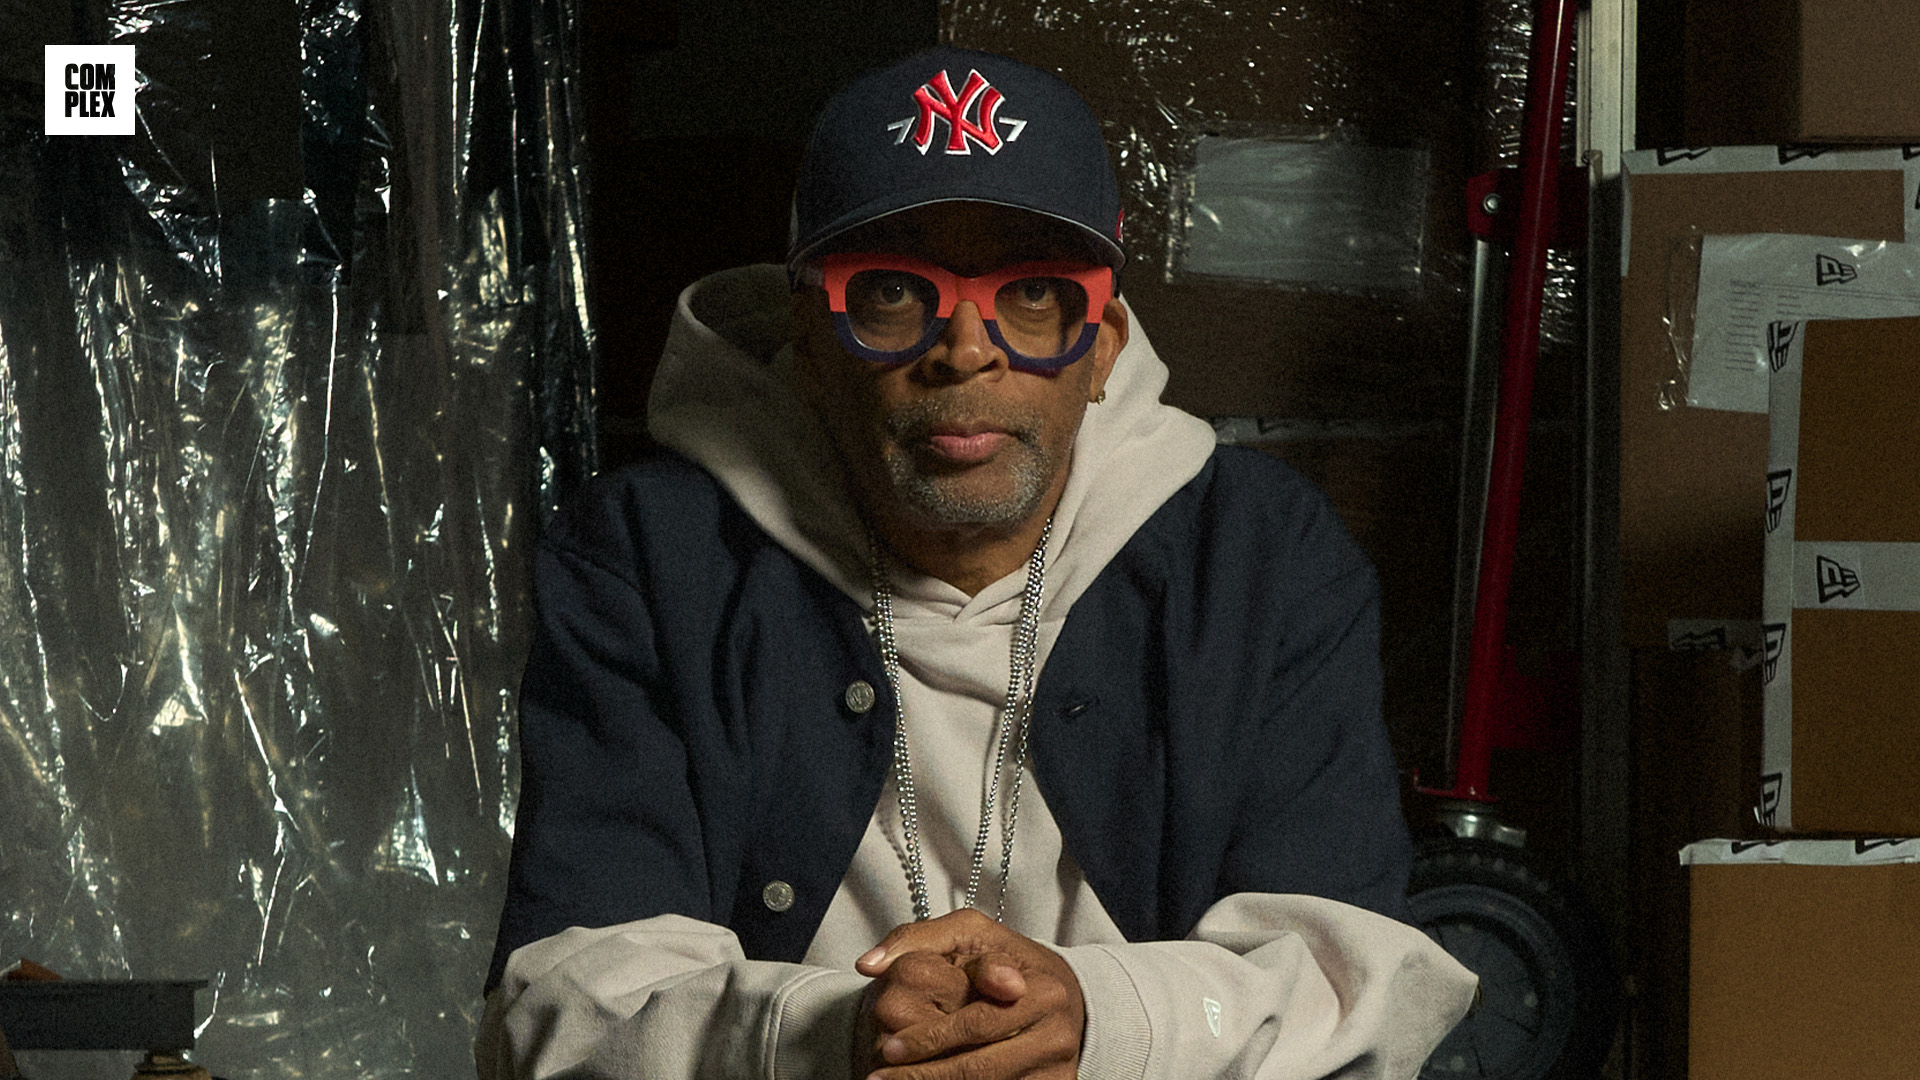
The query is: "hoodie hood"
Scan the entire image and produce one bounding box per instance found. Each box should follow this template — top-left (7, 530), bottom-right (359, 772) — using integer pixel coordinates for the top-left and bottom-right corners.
top-left (647, 264), bottom-right (1216, 612)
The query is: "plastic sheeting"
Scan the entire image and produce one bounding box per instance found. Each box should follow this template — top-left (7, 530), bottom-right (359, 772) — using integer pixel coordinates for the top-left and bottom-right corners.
top-left (1174, 133), bottom-right (1432, 296)
top-left (1476, 0), bottom-right (1583, 356)
top-left (0, 0), bottom-right (592, 1075)
top-left (945, 0), bottom-right (1587, 770)
top-left (945, 0), bottom-right (1580, 354)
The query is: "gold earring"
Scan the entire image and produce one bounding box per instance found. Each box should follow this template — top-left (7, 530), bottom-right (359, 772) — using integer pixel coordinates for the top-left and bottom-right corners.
top-left (1093, 390), bottom-right (1107, 405)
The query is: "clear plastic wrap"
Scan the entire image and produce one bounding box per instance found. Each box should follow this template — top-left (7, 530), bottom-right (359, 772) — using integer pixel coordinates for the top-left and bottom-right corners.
top-left (943, 0), bottom-right (1578, 775)
top-left (941, 0), bottom-right (1574, 406)
top-left (1172, 131), bottom-right (1431, 297)
top-left (1478, 0), bottom-right (1583, 357)
top-left (0, 0), bottom-right (593, 1074)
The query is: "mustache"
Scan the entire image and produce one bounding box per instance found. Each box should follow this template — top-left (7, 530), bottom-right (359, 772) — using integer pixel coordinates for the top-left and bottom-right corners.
top-left (883, 393), bottom-right (1044, 446)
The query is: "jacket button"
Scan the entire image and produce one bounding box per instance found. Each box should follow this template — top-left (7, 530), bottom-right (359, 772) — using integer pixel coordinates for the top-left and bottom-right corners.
top-left (762, 880), bottom-right (795, 912)
top-left (844, 680), bottom-right (877, 714)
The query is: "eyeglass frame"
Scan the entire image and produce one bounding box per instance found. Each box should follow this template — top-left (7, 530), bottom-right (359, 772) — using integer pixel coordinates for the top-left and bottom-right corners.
top-left (795, 252), bottom-right (1115, 374)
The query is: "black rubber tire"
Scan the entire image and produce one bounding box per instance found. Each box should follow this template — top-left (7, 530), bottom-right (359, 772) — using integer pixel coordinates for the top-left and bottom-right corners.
top-left (1407, 838), bottom-right (1618, 1080)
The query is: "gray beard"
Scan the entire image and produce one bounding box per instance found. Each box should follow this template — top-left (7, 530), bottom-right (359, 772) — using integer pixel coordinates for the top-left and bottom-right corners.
top-left (879, 397), bottom-right (1057, 528)
top-left (883, 441), bottom-right (1054, 527)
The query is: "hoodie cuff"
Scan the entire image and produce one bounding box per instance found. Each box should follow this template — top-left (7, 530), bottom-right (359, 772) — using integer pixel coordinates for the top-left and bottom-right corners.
top-left (1056, 944), bottom-right (1152, 1080)
top-left (770, 968), bottom-right (870, 1080)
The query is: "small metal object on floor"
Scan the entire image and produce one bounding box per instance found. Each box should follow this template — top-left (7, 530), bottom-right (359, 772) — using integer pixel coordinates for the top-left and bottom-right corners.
top-left (0, 977), bottom-right (213, 1080)
top-left (133, 1050), bottom-right (213, 1080)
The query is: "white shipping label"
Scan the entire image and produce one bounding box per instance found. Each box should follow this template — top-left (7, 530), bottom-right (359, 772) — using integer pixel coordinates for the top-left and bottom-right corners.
top-left (1691, 236), bottom-right (1920, 414)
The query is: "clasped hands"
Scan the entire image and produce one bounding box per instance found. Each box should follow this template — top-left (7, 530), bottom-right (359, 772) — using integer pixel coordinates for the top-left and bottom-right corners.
top-left (851, 908), bottom-right (1085, 1080)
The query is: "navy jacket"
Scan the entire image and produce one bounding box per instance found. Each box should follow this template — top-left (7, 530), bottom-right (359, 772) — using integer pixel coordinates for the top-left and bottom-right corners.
top-left (487, 446), bottom-right (1411, 991)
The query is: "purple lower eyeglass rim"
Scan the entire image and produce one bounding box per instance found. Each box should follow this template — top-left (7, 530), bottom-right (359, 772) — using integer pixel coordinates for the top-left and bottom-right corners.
top-left (830, 314), bottom-right (1099, 375)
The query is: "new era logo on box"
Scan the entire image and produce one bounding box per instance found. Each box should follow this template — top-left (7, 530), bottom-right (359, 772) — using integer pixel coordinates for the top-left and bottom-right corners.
top-left (1814, 252), bottom-right (1857, 286)
top-left (1767, 321), bottom-right (1798, 372)
top-left (1814, 554), bottom-right (1861, 603)
top-left (45, 45), bottom-right (135, 136)
top-left (1765, 469), bottom-right (1792, 532)
top-left (1756, 772), bottom-right (1783, 828)
top-left (1761, 622), bottom-right (1788, 685)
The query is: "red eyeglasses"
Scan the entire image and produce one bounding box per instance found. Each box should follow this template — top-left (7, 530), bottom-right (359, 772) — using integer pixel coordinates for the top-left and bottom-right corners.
top-left (799, 253), bottom-right (1113, 373)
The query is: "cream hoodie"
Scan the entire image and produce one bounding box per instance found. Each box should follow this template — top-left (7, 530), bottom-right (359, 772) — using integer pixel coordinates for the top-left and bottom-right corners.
top-left (476, 265), bottom-right (1476, 1079)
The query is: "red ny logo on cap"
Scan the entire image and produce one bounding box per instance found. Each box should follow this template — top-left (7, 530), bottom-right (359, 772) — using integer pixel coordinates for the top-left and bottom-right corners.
top-left (892, 69), bottom-right (1027, 156)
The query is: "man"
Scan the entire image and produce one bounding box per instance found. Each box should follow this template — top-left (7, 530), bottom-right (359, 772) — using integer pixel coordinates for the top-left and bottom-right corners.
top-left (478, 45), bottom-right (1474, 1079)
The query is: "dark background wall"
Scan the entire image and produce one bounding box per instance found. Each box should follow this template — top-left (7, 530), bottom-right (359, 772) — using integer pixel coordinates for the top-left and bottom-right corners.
top-left (581, 0), bottom-right (939, 466)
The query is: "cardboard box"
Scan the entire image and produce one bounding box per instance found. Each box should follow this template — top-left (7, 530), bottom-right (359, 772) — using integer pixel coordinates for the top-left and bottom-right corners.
top-left (1617, 150), bottom-right (1905, 648)
top-left (1685, 0), bottom-right (1920, 144)
top-left (1629, 652), bottom-right (1766, 1079)
top-left (1685, 839), bottom-right (1920, 1079)
top-left (1760, 316), bottom-right (1920, 834)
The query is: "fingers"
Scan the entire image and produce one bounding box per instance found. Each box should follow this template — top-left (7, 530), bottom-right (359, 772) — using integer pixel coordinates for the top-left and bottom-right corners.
top-left (868, 951), bottom-right (973, 1033)
top-left (854, 950), bottom-right (974, 1078)
top-left (866, 1010), bottom-right (1082, 1080)
top-left (858, 908), bottom-right (1004, 975)
top-left (959, 951), bottom-right (1026, 1003)
top-left (853, 914), bottom-right (1085, 1078)
top-left (876, 972), bottom-right (1066, 1066)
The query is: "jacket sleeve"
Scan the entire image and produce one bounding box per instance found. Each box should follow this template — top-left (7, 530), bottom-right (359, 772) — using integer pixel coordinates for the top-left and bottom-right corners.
top-left (1222, 550), bottom-right (1412, 921)
top-left (1045, 461), bottom-right (1475, 1079)
top-left (476, 915), bottom-right (869, 1080)
top-left (481, 501), bottom-right (875, 1077)
top-left (486, 530), bottom-right (716, 987)
top-left (1062, 893), bottom-right (1476, 1080)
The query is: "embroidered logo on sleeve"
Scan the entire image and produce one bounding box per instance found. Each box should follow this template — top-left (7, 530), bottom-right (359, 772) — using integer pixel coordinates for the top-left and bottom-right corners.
top-left (1203, 996), bottom-right (1223, 1038)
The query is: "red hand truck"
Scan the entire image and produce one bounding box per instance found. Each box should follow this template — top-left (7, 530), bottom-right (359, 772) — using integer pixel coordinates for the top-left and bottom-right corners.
top-left (1404, 1), bottom-right (1618, 1076)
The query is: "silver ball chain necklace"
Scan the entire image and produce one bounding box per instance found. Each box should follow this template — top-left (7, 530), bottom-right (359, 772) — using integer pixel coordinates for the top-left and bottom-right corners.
top-left (867, 517), bottom-right (1052, 923)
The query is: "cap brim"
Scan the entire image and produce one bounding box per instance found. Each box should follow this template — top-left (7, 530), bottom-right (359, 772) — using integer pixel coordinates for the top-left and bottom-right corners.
top-left (788, 193), bottom-right (1125, 274)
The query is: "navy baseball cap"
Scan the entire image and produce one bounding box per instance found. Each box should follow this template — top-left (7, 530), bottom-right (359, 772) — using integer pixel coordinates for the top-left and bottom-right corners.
top-left (787, 46), bottom-right (1125, 274)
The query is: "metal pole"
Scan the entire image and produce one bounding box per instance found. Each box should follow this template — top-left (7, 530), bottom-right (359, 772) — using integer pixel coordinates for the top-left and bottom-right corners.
top-left (1452, 0), bottom-right (1581, 800)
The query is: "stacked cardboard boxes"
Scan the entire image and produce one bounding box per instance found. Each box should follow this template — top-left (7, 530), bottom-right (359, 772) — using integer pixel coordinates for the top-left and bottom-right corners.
top-left (1676, 314), bottom-right (1920, 1078)
top-left (1616, 147), bottom-right (1916, 1077)
top-left (1761, 316), bottom-right (1920, 836)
